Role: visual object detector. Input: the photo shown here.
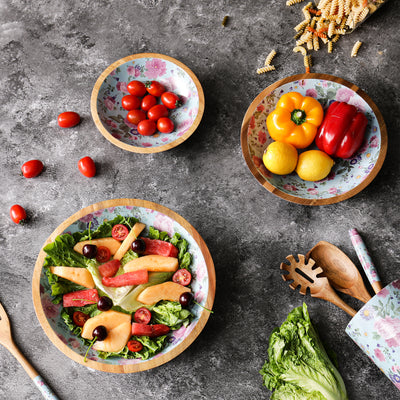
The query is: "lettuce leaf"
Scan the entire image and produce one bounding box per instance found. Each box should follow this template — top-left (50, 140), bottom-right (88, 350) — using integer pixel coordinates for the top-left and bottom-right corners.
top-left (151, 301), bottom-right (193, 330)
top-left (260, 304), bottom-right (348, 400)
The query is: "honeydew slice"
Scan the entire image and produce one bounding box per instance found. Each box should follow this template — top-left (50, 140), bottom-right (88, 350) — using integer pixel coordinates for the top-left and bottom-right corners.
top-left (123, 255), bottom-right (179, 273)
top-left (136, 281), bottom-right (191, 305)
top-left (73, 237), bottom-right (121, 255)
top-left (113, 222), bottom-right (146, 261)
top-left (50, 266), bottom-right (95, 289)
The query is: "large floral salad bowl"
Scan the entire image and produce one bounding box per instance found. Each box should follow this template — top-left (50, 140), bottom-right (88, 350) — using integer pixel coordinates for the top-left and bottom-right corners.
top-left (32, 199), bottom-right (215, 373)
top-left (91, 53), bottom-right (205, 153)
top-left (241, 73), bottom-right (388, 205)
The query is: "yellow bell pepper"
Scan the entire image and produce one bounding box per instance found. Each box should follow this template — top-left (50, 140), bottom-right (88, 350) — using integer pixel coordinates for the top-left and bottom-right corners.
top-left (266, 92), bottom-right (324, 149)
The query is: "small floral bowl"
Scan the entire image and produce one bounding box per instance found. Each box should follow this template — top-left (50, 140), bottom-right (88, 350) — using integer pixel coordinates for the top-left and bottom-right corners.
top-left (240, 73), bottom-right (388, 205)
top-left (91, 53), bottom-right (205, 153)
top-left (32, 199), bottom-right (215, 373)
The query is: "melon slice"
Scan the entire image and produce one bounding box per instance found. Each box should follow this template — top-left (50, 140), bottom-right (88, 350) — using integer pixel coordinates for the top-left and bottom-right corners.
top-left (73, 237), bottom-right (121, 255)
top-left (50, 266), bottom-right (95, 289)
top-left (81, 310), bottom-right (132, 353)
top-left (113, 222), bottom-right (146, 261)
top-left (136, 281), bottom-right (191, 305)
top-left (124, 255), bottom-right (178, 273)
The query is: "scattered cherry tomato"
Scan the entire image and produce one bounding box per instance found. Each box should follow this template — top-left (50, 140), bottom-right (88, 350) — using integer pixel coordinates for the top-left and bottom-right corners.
top-left (111, 224), bottom-right (129, 241)
top-left (141, 94), bottom-right (157, 112)
top-left (137, 119), bottom-right (157, 136)
top-left (58, 111), bottom-right (80, 128)
top-left (157, 117), bottom-right (174, 133)
top-left (127, 109), bottom-right (147, 125)
top-left (96, 246), bottom-right (111, 263)
top-left (21, 159), bottom-right (44, 178)
top-left (145, 81), bottom-right (165, 97)
top-left (134, 307), bottom-right (152, 324)
top-left (121, 95), bottom-right (141, 111)
top-left (127, 80), bottom-right (147, 97)
top-left (147, 104), bottom-right (168, 121)
top-left (78, 156), bottom-right (96, 178)
top-left (127, 339), bottom-right (143, 352)
top-left (10, 204), bottom-right (27, 224)
top-left (73, 311), bottom-right (90, 327)
top-left (172, 269), bottom-right (192, 286)
top-left (161, 92), bottom-right (182, 109)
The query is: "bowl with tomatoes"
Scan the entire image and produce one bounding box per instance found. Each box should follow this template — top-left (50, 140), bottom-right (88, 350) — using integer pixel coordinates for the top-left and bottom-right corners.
top-left (91, 53), bottom-right (205, 153)
top-left (32, 198), bottom-right (215, 373)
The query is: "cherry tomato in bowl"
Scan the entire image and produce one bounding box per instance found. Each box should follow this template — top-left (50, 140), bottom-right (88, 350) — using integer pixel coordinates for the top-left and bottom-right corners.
top-left (127, 109), bottom-right (147, 125)
top-left (157, 117), bottom-right (174, 133)
top-left (121, 95), bottom-right (141, 111)
top-left (10, 204), bottom-right (27, 224)
top-left (58, 111), bottom-right (80, 128)
top-left (21, 159), bottom-right (44, 178)
top-left (96, 246), bottom-right (111, 263)
top-left (111, 224), bottom-right (129, 241)
top-left (137, 119), bottom-right (157, 136)
top-left (147, 104), bottom-right (168, 121)
top-left (161, 92), bottom-right (182, 109)
top-left (134, 307), bottom-right (152, 324)
top-left (127, 80), bottom-right (147, 97)
top-left (127, 340), bottom-right (143, 352)
top-left (145, 81), bottom-right (165, 97)
top-left (172, 269), bottom-right (192, 286)
top-left (141, 94), bottom-right (157, 112)
top-left (73, 311), bottom-right (90, 327)
top-left (78, 156), bottom-right (96, 178)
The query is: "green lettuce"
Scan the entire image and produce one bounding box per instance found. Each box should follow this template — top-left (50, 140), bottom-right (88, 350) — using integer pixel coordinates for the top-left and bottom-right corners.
top-left (151, 301), bottom-right (193, 330)
top-left (260, 304), bottom-right (348, 400)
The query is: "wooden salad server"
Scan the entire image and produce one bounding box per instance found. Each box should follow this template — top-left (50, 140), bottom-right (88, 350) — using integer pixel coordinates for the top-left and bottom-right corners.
top-left (281, 254), bottom-right (357, 317)
top-left (0, 301), bottom-right (60, 400)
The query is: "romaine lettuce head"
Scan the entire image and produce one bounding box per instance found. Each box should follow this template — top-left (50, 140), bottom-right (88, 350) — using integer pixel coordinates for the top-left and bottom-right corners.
top-left (260, 304), bottom-right (348, 400)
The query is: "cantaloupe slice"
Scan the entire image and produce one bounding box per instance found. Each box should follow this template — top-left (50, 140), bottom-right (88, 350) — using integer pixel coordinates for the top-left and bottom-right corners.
top-left (73, 237), bottom-right (121, 255)
top-left (50, 266), bottom-right (95, 289)
top-left (136, 281), bottom-right (191, 305)
top-left (81, 310), bottom-right (132, 353)
top-left (113, 222), bottom-right (146, 261)
top-left (124, 255), bottom-right (179, 273)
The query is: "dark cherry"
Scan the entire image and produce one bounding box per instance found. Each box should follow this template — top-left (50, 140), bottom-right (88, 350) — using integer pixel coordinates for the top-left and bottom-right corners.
top-left (97, 296), bottom-right (113, 311)
top-left (131, 238), bottom-right (146, 254)
top-left (179, 292), bottom-right (194, 308)
top-left (82, 244), bottom-right (97, 258)
top-left (92, 325), bottom-right (107, 341)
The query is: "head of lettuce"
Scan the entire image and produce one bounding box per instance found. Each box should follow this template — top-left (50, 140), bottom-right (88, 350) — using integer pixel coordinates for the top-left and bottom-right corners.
top-left (259, 303), bottom-right (348, 400)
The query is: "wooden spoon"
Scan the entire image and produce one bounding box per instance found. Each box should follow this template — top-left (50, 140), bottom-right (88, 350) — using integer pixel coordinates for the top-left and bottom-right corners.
top-left (0, 301), bottom-right (59, 399)
top-left (307, 241), bottom-right (372, 303)
top-left (281, 254), bottom-right (357, 317)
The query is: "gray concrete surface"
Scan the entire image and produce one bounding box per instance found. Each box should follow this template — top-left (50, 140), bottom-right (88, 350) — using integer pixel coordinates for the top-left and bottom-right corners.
top-left (1, 0), bottom-right (400, 399)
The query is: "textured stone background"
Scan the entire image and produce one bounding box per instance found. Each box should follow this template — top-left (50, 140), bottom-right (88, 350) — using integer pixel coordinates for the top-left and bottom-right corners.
top-left (1, 0), bottom-right (400, 399)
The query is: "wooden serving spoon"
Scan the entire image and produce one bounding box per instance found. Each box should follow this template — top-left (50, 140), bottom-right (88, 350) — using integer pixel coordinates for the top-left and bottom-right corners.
top-left (0, 301), bottom-right (59, 400)
top-left (307, 241), bottom-right (372, 303)
top-left (281, 254), bottom-right (357, 317)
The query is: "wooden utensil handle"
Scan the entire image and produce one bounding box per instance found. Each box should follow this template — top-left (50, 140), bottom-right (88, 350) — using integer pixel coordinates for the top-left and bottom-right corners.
top-left (320, 290), bottom-right (357, 317)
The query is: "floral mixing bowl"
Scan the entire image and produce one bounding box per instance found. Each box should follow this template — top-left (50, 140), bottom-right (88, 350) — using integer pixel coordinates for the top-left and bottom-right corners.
top-left (32, 199), bottom-right (215, 373)
top-left (241, 73), bottom-right (388, 205)
top-left (91, 53), bottom-right (205, 153)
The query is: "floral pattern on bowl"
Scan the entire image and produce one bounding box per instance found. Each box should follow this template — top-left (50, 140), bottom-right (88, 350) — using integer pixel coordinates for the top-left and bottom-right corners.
top-left (346, 279), bottom-right (400, 391)
top-left (36, 202), bottom-right (212, 369)
top-left (91, 53), bottom-right (204, 153)
top-left (243, 74), bottom-right (387, 205)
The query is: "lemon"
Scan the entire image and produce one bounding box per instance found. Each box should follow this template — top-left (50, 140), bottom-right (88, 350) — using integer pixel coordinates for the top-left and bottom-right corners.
top-left (296, 150), bottom-right (334, 181)
top-left (262, 141), bottom-right (298, 175)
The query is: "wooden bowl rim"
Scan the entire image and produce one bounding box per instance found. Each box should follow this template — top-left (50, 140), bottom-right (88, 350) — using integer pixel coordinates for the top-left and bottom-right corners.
top-left (32, 198), bottom-right (216, 373)
top-left (240, 73), bottom-right (388, 206)
top-left (90, 53), bottom-right (205, 154)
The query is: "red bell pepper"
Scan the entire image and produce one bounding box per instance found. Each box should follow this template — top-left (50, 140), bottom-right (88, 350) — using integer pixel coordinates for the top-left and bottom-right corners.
top-left (315, 101), bottom-right (368, 159)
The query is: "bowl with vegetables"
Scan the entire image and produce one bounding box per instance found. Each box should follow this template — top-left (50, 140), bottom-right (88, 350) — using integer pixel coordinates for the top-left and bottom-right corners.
top-left (241, 73), bottom-right (388, 205)
top-left (32, 199), bottom-right (215, 373)
top-left (91, 53), bottom-right (205, 153)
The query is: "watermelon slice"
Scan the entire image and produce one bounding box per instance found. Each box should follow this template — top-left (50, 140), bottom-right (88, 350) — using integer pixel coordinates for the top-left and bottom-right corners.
top-left (141, 237), bottom-right (178, 258)
top-left (131, 322), bottom-right (170, 337)
top-left (98, 259), bottom-right (121, 278)
top-left (102, 270), bottom-right (149, 287)
top-left (63, 288), bottom-right (99, 307)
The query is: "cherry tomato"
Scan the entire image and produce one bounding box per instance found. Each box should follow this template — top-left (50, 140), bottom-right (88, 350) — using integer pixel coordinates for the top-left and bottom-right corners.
top-left (21, 159), bottom-right (44, 178)
top-left (134, 307), bottom-right (152, 324)
top-left (73, 311), bottom-right (90, 327)
top-left (127, 80), bottom-right (147, 97)
top-left (137, 119), bottom-right (157, 136)
top-left (172, 269), bottom-right (192, 286)
top-left (78, 156), bottom-right (96, 178)
top-left (141, 94), bottom-right (157, 112)
top-left (127, 340), bottom-right (143, 352)
top-left (161, 92), bottom-right (182, 109)
top-left (111, 224), bottom-right (129, 241)
top-left (58, 111), bottom-right (80, 128)
top-left (147, 104), bottom-right (168, 121)
top-left (96, 246), bottom-right (111, 263)
top-left (10, 204), bottom-right (27, 224)
top-left (126, 109), bottom-right (147, 125)
top-left (145, 81), bottom-right (165, 97)
top-left (121, 95), bottom-right (141, 111)
top-left (157, 117), bottom-right (174, 133)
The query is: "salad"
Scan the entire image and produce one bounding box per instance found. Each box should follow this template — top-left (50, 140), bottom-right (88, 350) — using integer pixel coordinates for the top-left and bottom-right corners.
top-left (43, 214), bottom-right (196, 361)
